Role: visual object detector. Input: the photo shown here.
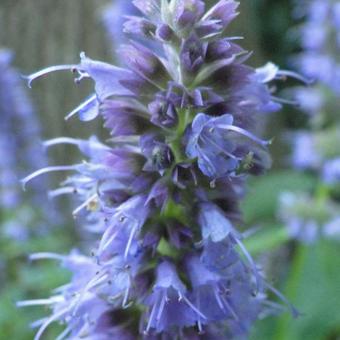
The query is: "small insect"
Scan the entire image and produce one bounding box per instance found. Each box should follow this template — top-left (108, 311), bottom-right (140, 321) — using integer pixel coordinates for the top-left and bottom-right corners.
top-left (236, 152), bottom-right (255, 175)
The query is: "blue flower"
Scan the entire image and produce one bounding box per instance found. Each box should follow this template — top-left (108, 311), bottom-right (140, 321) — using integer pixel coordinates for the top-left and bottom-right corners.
top-left (297, 0), bottom-right (340, 93)
top-left (143, 261), bottom-right (205, 334)
top-left (20, 1), bottom-right (296, 338)
top-left (278, 191), bottom-right (339, 244)
top-left (185, 254), bottom-right (263, 336)
top-left (322, 158), bottom-right (340, 184)
top-left (186, 113), bottom-right (271, 178)
top-left (0, 49), bottom-right (48, 208)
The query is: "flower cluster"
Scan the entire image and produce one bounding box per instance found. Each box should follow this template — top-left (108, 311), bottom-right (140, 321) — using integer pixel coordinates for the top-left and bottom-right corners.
top-left (0, 49), bottom-right (51, 240)
top-left (21, 1), bottom-right (297, 338)
top-left (280, 0), bottom-right (340, 244)
top-left (296, 0), bottom-right (340, 94)
top-left (278, 191), bottom-right (340, 244)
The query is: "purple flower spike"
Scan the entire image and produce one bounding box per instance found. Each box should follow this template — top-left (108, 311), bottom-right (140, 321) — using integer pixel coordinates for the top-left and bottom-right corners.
top-left (0, 49), bottom-right (52, 216)
top-left (282, 0), bottom-right (340, 246)
top-left (21, 1), bottom-right (296, 338)
top-left (296, 0), bottom-right (340, 93)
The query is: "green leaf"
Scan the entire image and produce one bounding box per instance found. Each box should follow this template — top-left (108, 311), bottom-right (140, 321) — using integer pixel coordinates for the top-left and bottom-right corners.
top-left (242, 170), bottom-right (316, 224)
top-left (244, 225), bottom-right (289, 256)
top-left (275, 241), bottom-right (340, 340)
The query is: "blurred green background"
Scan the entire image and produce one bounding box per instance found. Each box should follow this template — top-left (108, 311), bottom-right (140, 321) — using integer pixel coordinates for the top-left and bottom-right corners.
top-left (0, 0), bottom-right (339, 339)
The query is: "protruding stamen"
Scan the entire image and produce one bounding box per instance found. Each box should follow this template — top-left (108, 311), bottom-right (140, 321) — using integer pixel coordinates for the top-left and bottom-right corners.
top-left (277, 70), bottom-right (314, 85)
top-left (156, 291), bottom-right (167, 321)
top-left (64, 94), bottom-right (97, 121)
top-left (72, 193), bottom-right (98, 217)
top-left (21, 165), bottom-right (78, 190)
top-left (23, 64), bottom-right (78, 88)
top-left (97, 222), bottom-right (121, 256)
top-left (201, 134), bottom-right (242, 161)
top-left (272, 96), bottom-right (300, 106)
top-left (44, 136), bottom-right (110, 154)
top-left (124, 224), bottom-right (138, 259)
top-left (30, 317), bottom-right (48, 329)
top-left (234, 237), bottom-right (261, 294)
top-left (122, 285), bottom-right (132, 309)
top-left (48, 187), bottom-right (79, 199)
top-left (264, 281), bottom-right (300, 318)
top-left (225, 36), bottom-right (244, 41)
top-left (55, 325), bottom-right (72, 340)
top-left (146, 291), bottom-right (159, 333)
top-left (72, 274), bottom-right (108, 317)
top-left (29, 252), bottom-right (65, 262)
top-left (43, 137), bottom-right (81, 149)
top-left (34, 307), bottom-right (69, 340)
top-left (219, 295), bottom-right (239, 321)
top-left (17, 297), bottom-right (61, 307)
top-left (178, 292), bottom-right (207, 320)
top-left (217, 124), bottom-right (271, 146)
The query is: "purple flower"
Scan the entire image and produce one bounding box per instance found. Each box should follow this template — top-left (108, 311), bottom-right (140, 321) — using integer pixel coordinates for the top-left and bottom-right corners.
top-left (186, 113), bottom-right (271, 178)
top-left (148, 96), bottom-right (178, 128)
top-left (185, 254), bottom-right (263, 335)
top-left (0, 49), bottom-right (60, 240)
top-left (198, 201), bottom-right (237, 242)
top-left (97, 194), bottom-right (150, 260)
top-left (284, 1), bottom-right (340, 250)
top-left (196, 0), bottom-right (239, 37)
top-left (119, 42), bottom-right (171, 87)
top-left (101, 98), bottom-right (152, 137)
top-left (18, 252), bottom-right (110, 339)
top-left (143, 261), bottom-right (205, 334)
top-left (20, 1), bottom-right (296, 338)
top-left (291, 132), bottom-right (320, 170)
top-left (322, 158), bottom-right (340, 184)
top-left (0, 50), bottom-right (48, 207)
top-left (278, 191), bottom-right (338, 244)
top-left (296, 0), bottom-right (340, 93)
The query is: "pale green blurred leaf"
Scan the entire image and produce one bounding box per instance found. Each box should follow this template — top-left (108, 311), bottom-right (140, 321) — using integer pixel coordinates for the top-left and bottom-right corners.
top-left (242, 170), bottom-right (316, 224)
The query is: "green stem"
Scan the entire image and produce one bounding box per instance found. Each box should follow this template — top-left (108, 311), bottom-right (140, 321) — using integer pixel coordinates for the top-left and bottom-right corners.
top-left (275, 245), bottom-right (308, 340)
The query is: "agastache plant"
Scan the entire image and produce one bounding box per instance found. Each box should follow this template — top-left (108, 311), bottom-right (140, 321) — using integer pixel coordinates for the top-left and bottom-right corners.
top-left (20, 1), bottom-right (300, 338)
top-left (279, 0), bottom-right (340, 244)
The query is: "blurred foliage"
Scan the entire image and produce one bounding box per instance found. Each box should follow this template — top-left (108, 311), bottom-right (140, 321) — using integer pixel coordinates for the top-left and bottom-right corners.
top-left (243, 170), bottom-right (340, 339)
top-left (251, 240), bottom-right (340, 340)
top-left (242, 170), bottom-right (316, 224)
top-left (0, 224), bottom-right (72, 340)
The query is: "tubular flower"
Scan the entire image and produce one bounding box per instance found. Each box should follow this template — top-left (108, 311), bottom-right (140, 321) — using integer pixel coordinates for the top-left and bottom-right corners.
top-left (281, 0), bottom-right (340, 243)
top-left (21, 1), bottom-right (298, 338)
